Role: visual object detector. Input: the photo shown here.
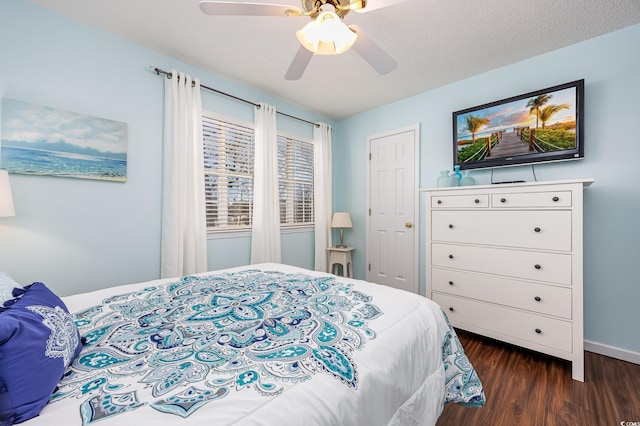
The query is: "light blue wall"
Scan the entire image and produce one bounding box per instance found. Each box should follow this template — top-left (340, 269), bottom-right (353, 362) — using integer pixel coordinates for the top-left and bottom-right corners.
top-left (206, 230), bottom-right (315, 272)
top-left (336, 24), bottom-right (640, 353)
top-left (0, 1), bottom-right (332, 296)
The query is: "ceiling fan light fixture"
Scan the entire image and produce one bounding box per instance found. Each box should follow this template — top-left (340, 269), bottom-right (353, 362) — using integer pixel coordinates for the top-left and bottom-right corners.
top-left (296, 11), bottom-right (357, 55)
top-left (346, 0), bottom-right (366, 10)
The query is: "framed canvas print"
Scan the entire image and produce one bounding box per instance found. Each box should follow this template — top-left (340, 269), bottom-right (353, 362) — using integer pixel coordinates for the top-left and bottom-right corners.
top-left (0, 98), bottom-right (127, 182)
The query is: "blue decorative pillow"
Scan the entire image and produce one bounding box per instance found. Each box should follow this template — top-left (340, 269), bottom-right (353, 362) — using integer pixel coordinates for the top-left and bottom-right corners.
top-left (0, 272), bottom-right (20, 304)
top-left (0, 282), bottom-right (83, 425)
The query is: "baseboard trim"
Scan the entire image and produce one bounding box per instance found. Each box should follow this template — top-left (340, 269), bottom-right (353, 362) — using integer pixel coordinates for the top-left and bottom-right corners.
top-left (585, 340), bottom-right (640, 365)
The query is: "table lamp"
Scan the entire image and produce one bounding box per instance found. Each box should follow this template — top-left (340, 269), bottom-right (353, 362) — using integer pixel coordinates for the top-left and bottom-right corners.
top-left (331, 212), bottom-right (352, 248)
top-left (0, 170), bottom-right (15, 217)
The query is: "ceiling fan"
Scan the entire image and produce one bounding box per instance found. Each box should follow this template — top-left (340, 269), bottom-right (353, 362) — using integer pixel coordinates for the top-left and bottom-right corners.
top-left (199, 0), bottom-right (409, 80)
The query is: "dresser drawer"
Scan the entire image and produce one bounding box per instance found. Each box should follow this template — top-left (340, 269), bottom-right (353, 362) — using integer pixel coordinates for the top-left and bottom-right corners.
top-left (431, 194), bottom-right (489, 208)
top-left (431, 243), bottom-right (572, 285)
top-left (432, 210), bottom-right (571, 251)
top-left (432, 268), bottom-right (572, 318)
top-left (433, 293), bottom-right (572, 353)
top-left (492, 191), bottom-right (572, 208)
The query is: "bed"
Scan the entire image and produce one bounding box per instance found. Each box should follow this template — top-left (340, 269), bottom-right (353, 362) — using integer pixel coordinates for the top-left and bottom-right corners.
top-left (1, 263), bottom-right (484, 426)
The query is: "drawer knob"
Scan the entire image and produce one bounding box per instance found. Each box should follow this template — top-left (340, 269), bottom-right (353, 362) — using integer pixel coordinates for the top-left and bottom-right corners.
top-left (448, 281), bottom-right (454, 286)
top-left (534, 227), bottom-right (541, 233)
top-left (449, 307), bottom-right (455, 312)
top-left (534, 264), bottom-right (542, 270)
top-left (448, 224), bottom-right (454, 229)
top-left (500, 198), bottom-right (507, 203)
top-left (552, 196), bottom-right (559, 202)
top-left (474, 199), bottom-right (480, 204)
top-left (535, 328), bottom-right (542, 334)
top-left (449, 254), bottom-right (454, 259)
top-left (535, 296), bottom-right (542, 302)
top-left (437, 200), bottom-right (442, 204)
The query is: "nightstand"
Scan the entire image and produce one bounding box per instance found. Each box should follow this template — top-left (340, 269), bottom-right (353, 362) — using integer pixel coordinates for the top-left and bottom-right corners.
top-left (327, 247), bottom-right (354, 278)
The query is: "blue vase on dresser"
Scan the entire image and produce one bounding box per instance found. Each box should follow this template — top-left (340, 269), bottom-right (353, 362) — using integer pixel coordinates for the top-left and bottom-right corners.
top-left (453, 165), bottom-right (462, 181)
top-left (460, 170), bottom-right (475, 186)
top-left (437, 170), bottom-right (450, 187)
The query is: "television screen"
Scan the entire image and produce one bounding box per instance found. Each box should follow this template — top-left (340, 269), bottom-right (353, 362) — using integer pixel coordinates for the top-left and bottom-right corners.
top-left (453, 79), bottom-right (584, 170)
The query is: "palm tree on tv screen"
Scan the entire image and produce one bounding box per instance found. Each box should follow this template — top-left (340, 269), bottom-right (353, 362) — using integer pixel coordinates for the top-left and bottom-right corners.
top-left (538, 104), bottom-right (570, 129)
top-left (465, 115), bottom-right (490, 142)
top-left (526, 94), bottom-right (552, 129)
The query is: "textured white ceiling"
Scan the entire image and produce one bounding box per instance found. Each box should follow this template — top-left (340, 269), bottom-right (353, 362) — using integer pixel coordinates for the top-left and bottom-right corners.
top-left (29, 0), bottom-right (640, 120)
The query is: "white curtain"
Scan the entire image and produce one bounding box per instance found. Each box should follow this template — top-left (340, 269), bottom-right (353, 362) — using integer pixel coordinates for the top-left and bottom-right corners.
top-left (314, 123), bottom-right (332, 272)
top-left (160, 70), bottom-right (208, 278)
top-left (251, 103), bottom-right (281, 264)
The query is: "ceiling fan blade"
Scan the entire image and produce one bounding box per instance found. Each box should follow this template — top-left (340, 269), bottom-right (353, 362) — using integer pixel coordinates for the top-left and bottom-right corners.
top-left (354, 0), bottom-right (411, 13)
top-left (199, 1), bottom-right (302, 17)
top-left (285, 46), bottom-right (314, 80)
top-left (349, 25), bottom-right (397, 75)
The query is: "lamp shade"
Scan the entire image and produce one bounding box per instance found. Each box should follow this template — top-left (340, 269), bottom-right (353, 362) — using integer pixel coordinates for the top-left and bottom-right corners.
top-left (0, 170), bottom-right (15, 217)
top-left (296, 11), bottom-right (358, 55)
top-left (331, 212), bottom-right (352, 228)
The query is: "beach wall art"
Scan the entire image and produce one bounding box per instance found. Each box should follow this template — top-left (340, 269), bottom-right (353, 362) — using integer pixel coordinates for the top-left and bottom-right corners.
top-left (0, 98), bottom-right (127, 182)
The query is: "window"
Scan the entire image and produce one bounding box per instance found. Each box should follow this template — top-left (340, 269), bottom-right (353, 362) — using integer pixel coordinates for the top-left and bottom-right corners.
top-left (202, 111), bottom-right (314, 233)
top-left (203, 114), bottom-right (254, 230)
top-left (278, 134), bottom-right (314, 227)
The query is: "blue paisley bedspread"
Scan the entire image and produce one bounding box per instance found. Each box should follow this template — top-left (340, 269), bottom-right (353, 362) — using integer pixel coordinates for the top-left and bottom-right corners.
top-left (26, 265), bottom-right (484, 425)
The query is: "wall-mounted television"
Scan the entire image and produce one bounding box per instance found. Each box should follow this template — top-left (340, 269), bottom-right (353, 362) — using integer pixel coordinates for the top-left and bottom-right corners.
top-left (453, 79), bottom-right (584, 171)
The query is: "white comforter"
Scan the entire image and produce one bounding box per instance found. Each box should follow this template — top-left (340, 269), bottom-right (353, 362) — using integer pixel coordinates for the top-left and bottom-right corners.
top-left (24, 263), bottom-right (477, 426)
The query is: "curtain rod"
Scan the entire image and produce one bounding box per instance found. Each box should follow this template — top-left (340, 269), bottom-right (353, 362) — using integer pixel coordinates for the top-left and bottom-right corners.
top-left (152, 67), bottom-right (319, 128)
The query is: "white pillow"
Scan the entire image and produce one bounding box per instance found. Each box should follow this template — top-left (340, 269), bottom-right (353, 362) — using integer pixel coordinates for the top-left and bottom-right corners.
top-left (0, 271), bottom-right (21, 303)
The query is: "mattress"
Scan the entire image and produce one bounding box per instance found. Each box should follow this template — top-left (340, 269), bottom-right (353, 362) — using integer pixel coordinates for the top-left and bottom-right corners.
top-left (20, 263), bottom-right (484, 425)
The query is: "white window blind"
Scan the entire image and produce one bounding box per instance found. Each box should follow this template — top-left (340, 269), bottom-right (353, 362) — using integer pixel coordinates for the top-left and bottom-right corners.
top-left (278, 134), bottom-right (314, 227)
top-left (203, 111), bottom-right (314, 232)
top-left (203, 113), bottom-right (254, 230)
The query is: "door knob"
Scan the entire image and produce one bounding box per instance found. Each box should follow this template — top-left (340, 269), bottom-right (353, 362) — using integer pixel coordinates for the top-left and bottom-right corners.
top-left (405, 222), bottom-right (413, 229)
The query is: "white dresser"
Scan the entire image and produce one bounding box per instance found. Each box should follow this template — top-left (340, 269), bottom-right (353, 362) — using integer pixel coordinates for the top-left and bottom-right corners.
top-left (423, 178), bottom-right (593, 381)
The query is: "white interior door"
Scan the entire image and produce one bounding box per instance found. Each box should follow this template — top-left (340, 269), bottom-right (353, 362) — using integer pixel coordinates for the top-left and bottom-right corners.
top-left (366, 125), bottom-right (419, 293)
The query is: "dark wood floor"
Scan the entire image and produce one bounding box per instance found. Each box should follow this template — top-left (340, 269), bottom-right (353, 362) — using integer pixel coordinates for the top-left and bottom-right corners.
top-left (437, 330), bottom-right (640, 426)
